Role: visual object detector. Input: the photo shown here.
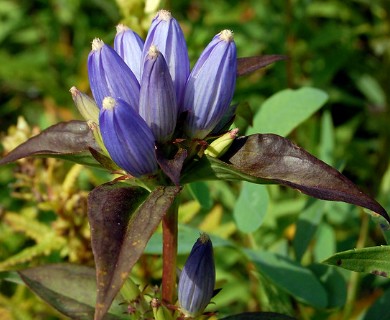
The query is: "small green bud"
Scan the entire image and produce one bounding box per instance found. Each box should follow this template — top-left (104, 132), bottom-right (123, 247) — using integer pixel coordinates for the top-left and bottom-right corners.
top-left (204, 128), bottom-right (239, 158)
top-left (120, 277), bottom-right (141, 302)
top-left (70, 86), bottom-right (99, 123)
top-left (151, 298), bottom-right (173, 320)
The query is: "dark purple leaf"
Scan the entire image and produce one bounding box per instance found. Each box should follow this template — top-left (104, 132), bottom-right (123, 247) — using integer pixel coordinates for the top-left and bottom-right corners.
top-left (19, 264), bottom-right (123, 320)
top-left (220, 312), bottom-right (296, 320)
top-left (156, 146), bottom-right (187, 186)
top-left (222, 134), bottom-right (390, 225)
top-left (182, 134), bottom-right (389, 226)
top-left (237, 55), bottom-right (287, 77)
top-left (0, 120), bottom-right (100, 167)
top-left (88, 182), bottom-right (181, 320)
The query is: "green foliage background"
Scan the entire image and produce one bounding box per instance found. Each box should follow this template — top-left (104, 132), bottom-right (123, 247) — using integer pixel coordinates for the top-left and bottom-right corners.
top-left (0, 0), bottom-right (389, 319)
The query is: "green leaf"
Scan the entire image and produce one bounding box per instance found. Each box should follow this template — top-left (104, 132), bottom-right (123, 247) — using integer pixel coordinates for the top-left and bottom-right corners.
top-left (363, 285), bottom-right (390, 320)
top-left (322, 246), bottom-right (390, 277)
top-left (245, 249), bottom-right (328, 308)
top-left (237, 55), bottom-right (287, 77)
top-left (188, 181), bottom-right (213, 210)
top-left (319, 110), bottom-right (335, 166)
top-left (220, 311), bottom-right (296, 320)
top-left (222, 134), bottom-right (390, 226)
top-left (248, 87), bottom-right (328, 137)
top-left (308, 264), bottom-right (347, 308)
top-left (88, 183), bottom-right (181, 320)
top-left (293, 200), bottom-right (326, 262)
top-left (0, 120), bottom-right (100, 167)
top-left (313, 223), bottom-right (336, 262)
top-left (19, 264), bottom-right (124, 320)
top-left (233, 182), bottom-right (269, 233)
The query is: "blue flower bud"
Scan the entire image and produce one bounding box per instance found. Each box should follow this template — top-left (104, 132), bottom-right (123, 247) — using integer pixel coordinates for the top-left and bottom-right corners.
top-left (178, 233), bottom-right (215, 318)
top-left (143, 10), bottom-right (190, 109)
top-left (114, 24), bottom-right (144, 82)
top-left (88, 39), bottom-right (140, 111)
top-left (139, 45), bottom-right (177, 143)
top-left (99, 97), bottom-right (158, 177)
top-left (183, 30), bottom-right (237, 139)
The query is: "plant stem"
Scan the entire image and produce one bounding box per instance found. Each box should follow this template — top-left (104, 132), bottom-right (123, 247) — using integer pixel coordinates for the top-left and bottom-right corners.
top-left (162, 198), bottom-right (179, 304)
top-left (342, 210), bottom-right (369, 320)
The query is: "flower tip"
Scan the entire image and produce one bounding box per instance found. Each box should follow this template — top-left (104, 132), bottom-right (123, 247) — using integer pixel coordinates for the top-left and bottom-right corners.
top-left (91, 38), bottom-right (104, 51)
top-left (102, 97), bottom-right (116, 110)
top-left (219, 29), bottom-right (234, 42)
top-left (155, 9), bottom-right (171, 21)
top-left (147, 45), bottom-right (159, 58)
top-left (229, 128), bottom-right (239, 138)
top-left (116, 23), bottom-right (129, 34)
top-left (69, 86), bottom-right (78, 97)
top-left (199, 232), bottom-right (210, 244)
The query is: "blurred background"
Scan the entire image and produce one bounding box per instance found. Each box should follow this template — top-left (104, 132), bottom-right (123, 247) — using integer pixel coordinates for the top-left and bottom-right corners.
top-left (0, 0), bottom-right (389, 319)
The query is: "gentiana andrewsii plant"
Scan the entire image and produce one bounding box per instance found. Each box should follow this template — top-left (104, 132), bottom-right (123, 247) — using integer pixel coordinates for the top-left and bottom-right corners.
top-left (1, 9), bottom-right (390, 320)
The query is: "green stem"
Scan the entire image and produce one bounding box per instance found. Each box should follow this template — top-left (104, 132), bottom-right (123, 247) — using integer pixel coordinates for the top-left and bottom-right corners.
top-left (342, 210), bottom-right (369, 320)
top-left (162, 198), bottom-right (179, 304)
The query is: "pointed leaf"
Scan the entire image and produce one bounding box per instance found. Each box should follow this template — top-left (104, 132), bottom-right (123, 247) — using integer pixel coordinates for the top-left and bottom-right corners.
top-left (247, 88), bottom-right (328, 137)
top-left (220, 312), bottom-right (296, 320)
top-left (237, 55), bottom-right (287, 77)
top-left (0, 121), bottom-right (100, 167)
top-left (19, 264), bottom-right (123, 320)
top-left (222, 134), bottom-right (390, 225)
top-left (322, 246), bottom-right (390, 277)
top-left (88, 182), bottom-right (181, 320)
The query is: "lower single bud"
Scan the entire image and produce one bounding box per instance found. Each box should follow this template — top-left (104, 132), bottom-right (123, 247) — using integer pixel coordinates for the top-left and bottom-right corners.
top-left (177, 233), bottom-right (216, 318)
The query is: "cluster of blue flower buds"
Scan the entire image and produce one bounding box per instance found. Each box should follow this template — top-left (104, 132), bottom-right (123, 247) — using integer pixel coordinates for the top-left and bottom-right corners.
top-left (73, 10), bottom-right (237, 178)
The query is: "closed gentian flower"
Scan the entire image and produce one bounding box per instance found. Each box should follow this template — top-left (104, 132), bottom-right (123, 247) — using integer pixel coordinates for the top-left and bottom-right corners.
top-left (99, 97), bottom-right (158, 177)
top-left (88, 38), bottom-right (140, 111)
top-left (183, 30), bottom-right (237, 139)
top-left (114, 24), bottom-right (144, 82)
top-left (143, 10), bottom-right (190, 108)
top-left (178, 233), bottom-right (215, 318)
top-left (139, 45), bottom-right (177, 142)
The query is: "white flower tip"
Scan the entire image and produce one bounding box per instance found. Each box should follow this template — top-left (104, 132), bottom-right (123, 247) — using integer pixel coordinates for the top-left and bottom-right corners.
top-left (116, 24), bottom-right (129, 34)
top-left (102, 97), bottom-right (116, 110)
top-left (148, 45), bottom-right (159, 58)
top-left (69, 86), bottom-right (79, 97)
top-left (219, 29), bottom-right (234, 42)
top-left (91, 38), bottom-right (104, 51)
top-left (156, 9), bottom-right (171, 21)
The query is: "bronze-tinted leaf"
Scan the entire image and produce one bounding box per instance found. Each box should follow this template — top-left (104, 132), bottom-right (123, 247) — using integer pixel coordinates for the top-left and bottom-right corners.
top-left (237, 55), bottom-right (287, 77)
top-left (19, 264), bottom-right (123, 320)
top-left (222, 134), bottom-right (390, 225)
top-left (88, 182), bottom-right (181, 320)
top-left (156, 146), bottom-right (187, 186)
top-left (0, 120), bottom-right (100, 166)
